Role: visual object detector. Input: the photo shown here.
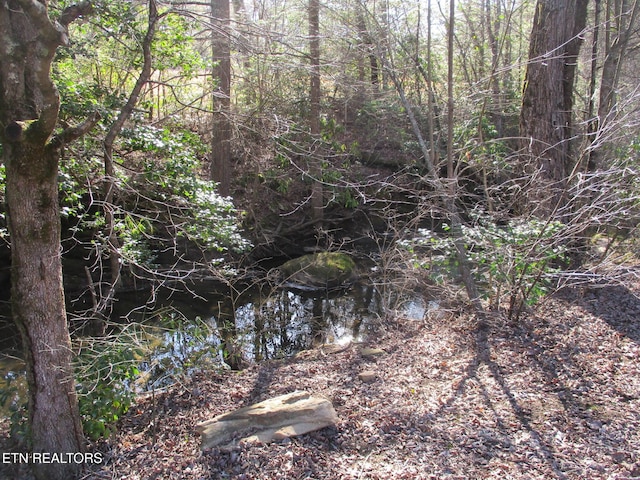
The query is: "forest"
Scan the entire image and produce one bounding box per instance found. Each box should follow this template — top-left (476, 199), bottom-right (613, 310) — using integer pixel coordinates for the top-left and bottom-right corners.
top-left (0, 0), bottom-right (639, 478)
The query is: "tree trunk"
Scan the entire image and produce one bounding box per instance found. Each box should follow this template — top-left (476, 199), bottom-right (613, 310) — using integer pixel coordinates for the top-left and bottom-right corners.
top-left (0, 2), bottom-right (95, 479)
top-left (5, 143), bottom-right (85, 480)
top-left (356, 8), bottom-right (379, 90)
top-left (446, 0), bottom-right (455, 181)
top-left (309, 0), bottom-right (324, 224)
top-left (589, 0), bottom-right (639, 169)
top-left (585, 0), bottom-right (602, 171)
top-left (519, 0), bottom-right (588, 215)
top-left (382, 2), bottom-right (483, 313)
top-left (211, 0), bottom-right (232, 196)
top-left (426, 0), bottom-right (437, 168)
top-left (100, 0), bottom-right (159, 318)
top-left (598, 0), bottom-right (639, 120)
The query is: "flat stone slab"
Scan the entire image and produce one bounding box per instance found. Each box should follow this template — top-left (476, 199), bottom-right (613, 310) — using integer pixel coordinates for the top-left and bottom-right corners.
top-left (195, 391), bottom-right (337, 449)
top-left (358, 370), bottom-right (377, 383)
top-left (360, 347), bottom-right (387, 358)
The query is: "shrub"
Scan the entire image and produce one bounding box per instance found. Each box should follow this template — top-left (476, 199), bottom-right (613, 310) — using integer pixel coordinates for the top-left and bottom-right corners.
top-left (401, 212), bottom-right (567, 318)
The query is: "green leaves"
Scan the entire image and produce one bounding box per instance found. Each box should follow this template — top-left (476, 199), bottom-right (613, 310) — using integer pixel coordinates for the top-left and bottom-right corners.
top-left (152, 14), bottom-right (205, 77)
top-left (0, 370), bottom-right (28, 444)
top-left (75, 336), bottom-right (144, 440)
top-left (401, 213), bottom-right (567, 317)
top-left (120, 124), bottom-right (251, 255)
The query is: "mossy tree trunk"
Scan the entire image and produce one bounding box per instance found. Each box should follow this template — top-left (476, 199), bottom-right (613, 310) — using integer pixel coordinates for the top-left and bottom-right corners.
top-left (0, 2), bottom-right (97, 479)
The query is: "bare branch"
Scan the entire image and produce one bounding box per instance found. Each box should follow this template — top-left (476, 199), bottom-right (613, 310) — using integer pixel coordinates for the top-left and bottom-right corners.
top-left (47, 111), bottom-right (101, 151)
top-left (57, 0), bottom-right (94, 28)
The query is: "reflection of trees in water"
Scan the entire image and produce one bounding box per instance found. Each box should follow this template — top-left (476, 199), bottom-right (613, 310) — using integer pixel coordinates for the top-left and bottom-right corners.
top-left (152, 280), bottom-right (382, 378)
top-left (210, 288), bottom-right (244, 370)
top-left (1, 283), bottom-right (393, 389)
top-left (1, 281), bottom-right (421, 412)
top-left (226, 284), bottom-right (383, 364)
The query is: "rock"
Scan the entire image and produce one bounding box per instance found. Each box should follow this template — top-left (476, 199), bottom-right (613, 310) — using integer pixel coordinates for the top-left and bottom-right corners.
top-left (358, 370), bottom-right (377, 383)
top-left (195, 391), bottom-right (337, 449)
top-left (279, 252), bottom-right (356, 289)
top-left (319, 341), bottom-right (352, 355)
top-left (293, 341), bottom-right (351, 360)
top-left (360, 347), bottom-right (386, 358)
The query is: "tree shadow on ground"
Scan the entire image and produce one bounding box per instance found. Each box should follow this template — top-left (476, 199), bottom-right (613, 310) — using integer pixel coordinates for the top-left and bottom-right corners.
top-left (427, 300), bottom-right (638, 478)
top-left (421, 318), bottom-right (570, 479)
top-left (89, 282), bottom-right (640, 479)
top-left (354, 303), bottom-right (637, 479)
top-left (567, 281), bottom-right (640, 344)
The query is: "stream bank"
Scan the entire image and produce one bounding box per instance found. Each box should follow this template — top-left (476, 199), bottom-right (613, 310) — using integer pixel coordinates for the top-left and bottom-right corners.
top-left (3, 272), bottom-right (638, 480)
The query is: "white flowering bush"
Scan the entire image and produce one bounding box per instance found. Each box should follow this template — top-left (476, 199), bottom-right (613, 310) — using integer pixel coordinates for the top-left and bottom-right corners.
top-left (401, 212), bottom-right (567, 318)
top-left (120, 125), bottom-right (251, 263)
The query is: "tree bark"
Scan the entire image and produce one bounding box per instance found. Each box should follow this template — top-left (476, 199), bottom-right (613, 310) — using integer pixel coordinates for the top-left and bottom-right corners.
top-left (598, 0), bottom-right (639, 120)
top-left (589, 0), bottom-right (639, 169)
top-left (5, 141), bottom-right (85, 480)
top-left (0, 1), bottom-right (96, 479)
top-left (211, 0), bottom-right (232, 196)
top-left (585, 0), bottom-right (602, 171)
top-left (356, 8), bottom-right (380, 90)
top-left (426, 0), bottom-right (437, 168)
top-left (519, 0), bottom-right (588, 215)
top-left (309, 0), bottom-right (324, 223)
top-left (446, 0), bottom-right (455, 181)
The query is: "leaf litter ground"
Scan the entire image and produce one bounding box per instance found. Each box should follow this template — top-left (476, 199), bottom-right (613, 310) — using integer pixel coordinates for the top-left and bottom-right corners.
top-left (2, 271), bottom-right (640, 479)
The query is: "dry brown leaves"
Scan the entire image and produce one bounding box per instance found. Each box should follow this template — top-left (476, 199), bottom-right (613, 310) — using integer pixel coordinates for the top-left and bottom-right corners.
top-left (2, 271), bottom-right (640, 480)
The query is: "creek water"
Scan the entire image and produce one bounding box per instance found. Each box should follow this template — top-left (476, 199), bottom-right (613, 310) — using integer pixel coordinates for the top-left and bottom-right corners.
top-left (0, 276), bottom-right (430, 417)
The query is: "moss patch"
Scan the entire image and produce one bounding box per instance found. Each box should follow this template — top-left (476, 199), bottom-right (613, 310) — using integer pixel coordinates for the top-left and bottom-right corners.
top-left (280, 252), bottom-right (356, 288)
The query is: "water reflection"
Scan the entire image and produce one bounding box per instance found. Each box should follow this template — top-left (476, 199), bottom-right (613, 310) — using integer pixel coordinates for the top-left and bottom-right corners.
top-left (140, 283), bottom-right (390, 388)
top-left (0, 354), bottom-right (26, 419)
top-left (138, 281), bottom-right (431, 390)
top-left (232, 283), bottom-right (382, 360)
top-left (1, 281), bottom-right (428, 409)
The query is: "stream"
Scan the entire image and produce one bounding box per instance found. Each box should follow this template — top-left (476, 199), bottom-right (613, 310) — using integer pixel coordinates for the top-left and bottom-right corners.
top-left (0, 274), bottom-right (431, 417)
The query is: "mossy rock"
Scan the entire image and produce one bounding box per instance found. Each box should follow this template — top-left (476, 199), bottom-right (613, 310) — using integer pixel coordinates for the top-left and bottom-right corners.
top-left (280, 252), bottom-right (356, 289)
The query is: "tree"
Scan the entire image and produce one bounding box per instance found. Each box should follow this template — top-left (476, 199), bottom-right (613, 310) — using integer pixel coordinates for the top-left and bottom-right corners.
top-left (100, 0), bottom-right (160, 322)
top-left (210, 0), bottom-right (232, 196)
top-left (309, 0), bottom-right (324, 224)
top-left (598, 0), bottom-right (639, 124)
top-left (355, 5), bottom-right (380, 90)
top-left (371, 0), bottom-right (482, 313)
top-left (0, 1), bottom-right (97, 479)
top-left (519, 0), bottom-right (589, 214)
top-left (456, 0), bottom-right (522, 139)
top-left (588, 0), bottom-right (640, 169)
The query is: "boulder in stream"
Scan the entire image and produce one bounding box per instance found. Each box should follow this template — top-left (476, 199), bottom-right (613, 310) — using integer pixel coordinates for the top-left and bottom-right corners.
top-left (279, 252), bottom-right (356, 289)
top-left (196, 391), bottom-right (337, 449)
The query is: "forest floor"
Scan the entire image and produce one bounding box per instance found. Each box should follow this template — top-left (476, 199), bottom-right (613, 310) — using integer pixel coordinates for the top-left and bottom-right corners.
top-left (2, 268), bottom-right (640, 479)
